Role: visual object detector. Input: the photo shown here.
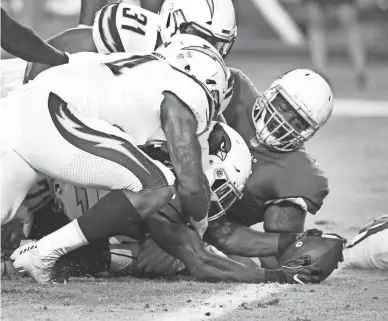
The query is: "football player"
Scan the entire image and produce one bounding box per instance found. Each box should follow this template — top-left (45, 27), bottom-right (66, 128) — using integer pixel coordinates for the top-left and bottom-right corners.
top-left (343, 215), bottom-right (388, 270)
top-left (138, 68), bottom-right (334, 272)
top-left (195, 68), bottom-right (334, 269)
top-left (34, 122), bottom-right (324, 284)
top-left (1, 0), bottom-right (237, 99)
top-left (3, 35), bottom-right (227, 283)
top-left (0, 0), bottom-right (237, 245)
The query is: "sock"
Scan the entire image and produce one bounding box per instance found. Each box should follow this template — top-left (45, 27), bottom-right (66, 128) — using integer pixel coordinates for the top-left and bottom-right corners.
top-left (77, 191), bottom-right (142, 242)
top-left (37, 220), bottom-right (88, 260)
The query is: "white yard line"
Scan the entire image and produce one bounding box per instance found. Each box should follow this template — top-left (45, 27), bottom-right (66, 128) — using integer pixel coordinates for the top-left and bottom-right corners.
top-left (148, 283), bottom-right (289, 321)
top-left (333, 100), bottom-right (388, 117)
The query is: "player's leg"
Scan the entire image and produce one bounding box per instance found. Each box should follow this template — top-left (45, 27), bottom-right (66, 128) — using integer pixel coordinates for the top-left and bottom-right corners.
top-left (337, 2), bottom-right (367, 88)
top-left (263, 203), bottom-right (306, 234)
top-left (261, 203), bottom-right (306, 269)
top-left (11, 90), bottom-right (175, 283)
top-left (306, 1), bottom-right (327, 74)
top-left (52, 240), bottom-right (144, 281)
top-left (140, 0), bottom-right (164, 13)
top-left (79, 0), bottom-right (107, 26)
top-left (343, 218), bottom-right (388, 270)
top-left (0, 147), bottom-right (39, 226)
top-left (12, 89), bottom-right (173, 193)
top-left (0, 92), bottom-right (41, 226)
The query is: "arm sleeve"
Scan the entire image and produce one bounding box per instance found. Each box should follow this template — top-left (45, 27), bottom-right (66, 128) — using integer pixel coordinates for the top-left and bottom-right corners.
top-left (1, 7), bottom-right (69, 65)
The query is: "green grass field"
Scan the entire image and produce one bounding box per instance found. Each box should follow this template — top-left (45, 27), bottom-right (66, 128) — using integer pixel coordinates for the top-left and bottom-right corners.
top-left (2, 54), bottom-right (388, 320)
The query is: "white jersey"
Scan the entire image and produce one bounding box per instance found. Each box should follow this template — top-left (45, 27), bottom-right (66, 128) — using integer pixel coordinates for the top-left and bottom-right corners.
top-left (32, 52), bottom-right (211, 146)
top-left (1, 3), bottom-right (158, 100)
top-left (93, 3), bottom-right (160, 55)
top-left (0, 58), bottom-right (29, 98)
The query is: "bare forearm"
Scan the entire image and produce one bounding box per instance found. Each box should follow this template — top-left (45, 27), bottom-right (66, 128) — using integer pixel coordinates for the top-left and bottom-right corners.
top-left (175, 175), bottom-right (210, 222)
top-left (146, 214), bottom-right (275, 283)
top-left (27, 28), bottom-right (97, 81)
top-left (161, 92), bottom-right (211, 222)
top-left (205, 218), bottom-right (294, 257)
top-left (79, 0), bottom-right (107, 26)
top-left (1, 8), bottom-right (68, 65)
top-left (166, 129), bottom-right (210, 222)
top-left (187, 251), bottom-right (270, 283)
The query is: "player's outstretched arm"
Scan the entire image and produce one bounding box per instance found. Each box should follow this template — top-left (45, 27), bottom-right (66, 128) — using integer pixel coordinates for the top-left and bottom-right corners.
top-left (1, 7), bottom-right (68, 66)
top-left (160, 91), bottom-right (211, 231)
top-left (27, 27), bottom-right (97, 82)
top-left (205, 216), bottom-right (296, 257)
top-left (145, 213), bottom-right (322, 284)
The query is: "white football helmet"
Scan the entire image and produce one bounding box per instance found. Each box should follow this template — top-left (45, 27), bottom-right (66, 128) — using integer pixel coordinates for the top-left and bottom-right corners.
top-left (199, 121), bottom-right (252, 221)
top-left (252, 69), bottom-right (334, 152)
top-left (159, 0), bottom-right (237, 58)
top-left (153, 34), bottom-right (228, 118)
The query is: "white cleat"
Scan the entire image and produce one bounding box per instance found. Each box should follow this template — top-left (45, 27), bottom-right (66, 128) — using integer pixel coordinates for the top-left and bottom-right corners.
top-left (11, 242), bottom-right (55, 284)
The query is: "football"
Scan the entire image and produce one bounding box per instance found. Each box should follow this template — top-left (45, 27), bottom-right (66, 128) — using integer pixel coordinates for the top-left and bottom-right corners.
top-left (278, 234), bottom-right (346, 281)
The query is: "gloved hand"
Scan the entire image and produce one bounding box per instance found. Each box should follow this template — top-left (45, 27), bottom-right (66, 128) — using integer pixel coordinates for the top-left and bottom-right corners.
top-left (275, 255), bottom-right (323, 285)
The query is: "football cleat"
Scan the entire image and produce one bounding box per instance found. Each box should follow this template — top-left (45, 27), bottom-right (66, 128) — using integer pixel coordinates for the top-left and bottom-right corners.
top-left (11, 241), bottom-right (56, 284)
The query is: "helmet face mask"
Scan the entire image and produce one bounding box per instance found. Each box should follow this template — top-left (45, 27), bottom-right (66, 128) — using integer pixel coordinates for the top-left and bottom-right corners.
top-left (208, 168), bottom-right (243, 221)
top-left (200, 122), bottom-right (252, 221)
top-left (253, 89), bottom-right (313, 152)
top-left (252, 69), bottom-right (334, 152)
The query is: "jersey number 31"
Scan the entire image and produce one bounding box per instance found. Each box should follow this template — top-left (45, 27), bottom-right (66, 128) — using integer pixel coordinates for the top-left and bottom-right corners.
top-left (122, 7), bottom-right (147, 36)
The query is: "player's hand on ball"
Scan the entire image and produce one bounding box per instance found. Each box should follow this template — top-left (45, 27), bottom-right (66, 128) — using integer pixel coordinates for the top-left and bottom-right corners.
top-left (137, 238), bottom-right (184, 275)
top-left (277, 255), bottom-right (323, 285)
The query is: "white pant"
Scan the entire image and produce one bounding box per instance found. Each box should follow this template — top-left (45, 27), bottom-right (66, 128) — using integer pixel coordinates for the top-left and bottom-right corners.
top-left (343, 229), bottom-right (388, 270)
top-left (0, 87), bottom-right (174, 224)
top-left (0, 58), bottom-right (28, 98)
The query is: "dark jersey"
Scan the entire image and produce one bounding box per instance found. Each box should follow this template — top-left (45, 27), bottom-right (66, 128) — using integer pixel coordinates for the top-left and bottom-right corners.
top-left (223, 68), bottom-right (329, 226)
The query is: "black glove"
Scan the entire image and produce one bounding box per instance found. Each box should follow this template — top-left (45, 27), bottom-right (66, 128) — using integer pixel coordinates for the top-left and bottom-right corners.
top-left (266, 255), bottom-right (323, 285)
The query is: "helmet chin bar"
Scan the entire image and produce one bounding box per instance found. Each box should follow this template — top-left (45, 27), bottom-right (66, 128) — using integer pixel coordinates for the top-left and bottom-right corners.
top-left (252, 92), bottom-right (311, 152)
top-left (208, 169), bottom-right (243, 222)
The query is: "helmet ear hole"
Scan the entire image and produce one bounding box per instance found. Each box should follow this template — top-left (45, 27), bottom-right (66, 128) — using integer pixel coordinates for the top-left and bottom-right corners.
top-left (184, 64), bottom-right (191, 71)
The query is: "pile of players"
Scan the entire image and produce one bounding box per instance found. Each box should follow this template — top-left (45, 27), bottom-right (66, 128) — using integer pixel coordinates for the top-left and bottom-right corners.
top-left (2, 0), bottom-right (382, 285)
